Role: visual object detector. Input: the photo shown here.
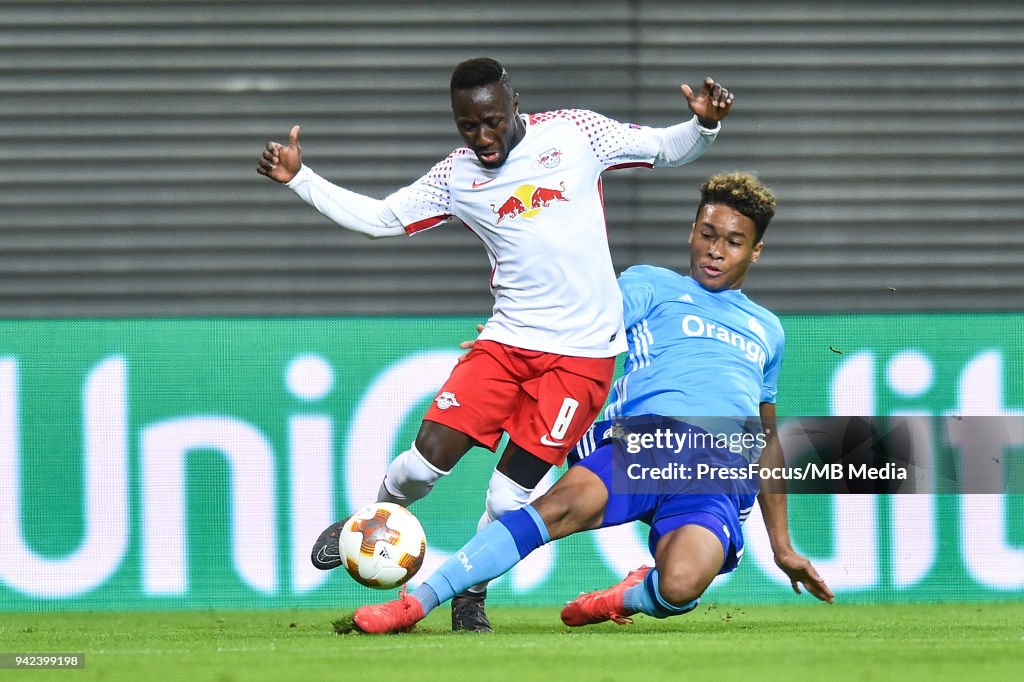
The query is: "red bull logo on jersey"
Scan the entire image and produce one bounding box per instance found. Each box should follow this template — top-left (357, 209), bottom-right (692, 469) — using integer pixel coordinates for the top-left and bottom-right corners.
top-left (530, 182), bottom-right (569, 208)
top-left (490, 182), bottom-right (571, 224)
top-left (536, 148), bottom-right (562, 169)
top-left (491, 195), bottom-right (527, 223)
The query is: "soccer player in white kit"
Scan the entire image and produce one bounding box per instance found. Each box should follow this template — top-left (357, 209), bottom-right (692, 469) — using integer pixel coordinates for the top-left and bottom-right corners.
top-left (257, 57), bottom-right (734, 631)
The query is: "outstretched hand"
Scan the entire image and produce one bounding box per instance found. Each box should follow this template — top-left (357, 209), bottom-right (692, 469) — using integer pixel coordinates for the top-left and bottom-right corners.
top-left (257, 124), bottom-right (303, 183)
top-left (774, 550), bottom-right (835, 604)
top-left (681, 77), bottom-right (734, 125)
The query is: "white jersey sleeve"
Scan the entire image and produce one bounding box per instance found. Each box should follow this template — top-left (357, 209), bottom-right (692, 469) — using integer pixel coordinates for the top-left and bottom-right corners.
top-left (532, 110), bottom-right (718, 171)
top-left (286, 165), bottom-right (406, 239)
top-left (652, 116), bottom-right (720, 167)
top-left (383, 150), bottom-right (471, 235)
top-left (530, 109), bottom-right (662, 170)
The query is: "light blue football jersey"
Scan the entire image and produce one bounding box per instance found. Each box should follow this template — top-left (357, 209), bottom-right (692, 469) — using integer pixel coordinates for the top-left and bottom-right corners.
top-left (602, 265), bottom-right (784, 420)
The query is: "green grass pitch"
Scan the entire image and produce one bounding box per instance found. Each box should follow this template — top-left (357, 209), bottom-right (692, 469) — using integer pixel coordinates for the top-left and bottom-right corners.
top-left (2, 603), bottom-right (1022, 681)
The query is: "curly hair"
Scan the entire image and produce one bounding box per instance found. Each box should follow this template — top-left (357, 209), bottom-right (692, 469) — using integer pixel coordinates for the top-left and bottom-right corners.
top-left (450, 57), bottom-right (512, 94)
top-left (698, 172), bottom-right (776, 241)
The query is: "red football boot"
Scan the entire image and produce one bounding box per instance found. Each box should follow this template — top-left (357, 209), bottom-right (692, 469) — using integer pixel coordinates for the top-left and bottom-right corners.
top-left (560, 565), bottom-right (653, 627)
top-left (353, 587), bottom-right (425, 634)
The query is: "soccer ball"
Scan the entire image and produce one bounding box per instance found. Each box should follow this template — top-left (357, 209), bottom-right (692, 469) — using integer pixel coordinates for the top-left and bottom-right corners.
top-left (339, 502), bottom-right (426, 589)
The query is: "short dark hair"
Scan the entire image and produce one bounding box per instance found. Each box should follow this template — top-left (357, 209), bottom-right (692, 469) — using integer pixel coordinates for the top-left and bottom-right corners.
top-left (450, 57), bottom-right (512, 93)
top-left (698, 171), bottom-right (776, 241)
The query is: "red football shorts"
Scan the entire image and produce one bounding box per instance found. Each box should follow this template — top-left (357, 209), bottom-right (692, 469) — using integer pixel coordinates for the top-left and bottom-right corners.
top-left (423, 340), bottom-right (615, 465)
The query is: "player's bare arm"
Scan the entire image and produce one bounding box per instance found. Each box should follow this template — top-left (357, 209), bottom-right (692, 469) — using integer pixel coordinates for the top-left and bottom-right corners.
top-left (257, 124), bottom-right (303, 183)
top-left (681, 77), bottom-right (735, 126)
top-left (756, 402), bottom-right (835, 604)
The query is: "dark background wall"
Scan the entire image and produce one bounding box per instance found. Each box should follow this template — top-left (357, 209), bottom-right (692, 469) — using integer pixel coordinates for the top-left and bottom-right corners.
top-left (2, 1), bottom-right (1021, 317)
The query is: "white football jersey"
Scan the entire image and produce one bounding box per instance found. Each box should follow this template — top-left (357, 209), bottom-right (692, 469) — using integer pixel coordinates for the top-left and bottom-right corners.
top-left (385, 110), bottom-right (686, 358)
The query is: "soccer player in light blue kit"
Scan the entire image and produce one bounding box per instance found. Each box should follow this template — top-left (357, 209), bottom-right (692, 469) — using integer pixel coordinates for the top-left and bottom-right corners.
top-left (350, 171), bottom-right (834, 634)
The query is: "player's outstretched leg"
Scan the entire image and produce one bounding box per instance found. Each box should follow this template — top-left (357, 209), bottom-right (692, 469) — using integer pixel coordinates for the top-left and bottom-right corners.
top-left (560, 565), bottom-right (652, 626)
top-left (347, 505), bottom-right (551, 634)
top-left (311, 441), bottom-right (451, 570)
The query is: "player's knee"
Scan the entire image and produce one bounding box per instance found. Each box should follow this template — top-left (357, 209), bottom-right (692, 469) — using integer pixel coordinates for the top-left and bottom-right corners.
top-left (532, 486), bottom-right (585, 538)
top-left (382, 444), bottom-right (447, 505)
top-left (412, 422), bottom-right (469, 472)
top-left (482, 469), bottom-right (533, 522)
top-left (656, 566), bottom-right (706, 606)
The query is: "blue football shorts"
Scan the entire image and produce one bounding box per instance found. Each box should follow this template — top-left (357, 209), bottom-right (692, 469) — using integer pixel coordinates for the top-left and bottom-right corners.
top-left (570, 417), bottom-right (759, 574)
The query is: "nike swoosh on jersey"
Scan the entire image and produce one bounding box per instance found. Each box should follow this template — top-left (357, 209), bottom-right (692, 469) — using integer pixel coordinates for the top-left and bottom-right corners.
top-left (540, 434), bottom-right (565, 447)
top-left (472, 178), bottom-right (495, 188)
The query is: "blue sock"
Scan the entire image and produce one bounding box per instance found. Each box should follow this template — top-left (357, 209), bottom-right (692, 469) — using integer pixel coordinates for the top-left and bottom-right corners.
top-left (622, 569), bottom-right (700, 619)
top-left (411, 505), bottom-right (550, 616)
